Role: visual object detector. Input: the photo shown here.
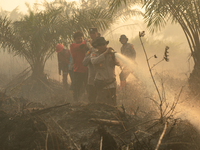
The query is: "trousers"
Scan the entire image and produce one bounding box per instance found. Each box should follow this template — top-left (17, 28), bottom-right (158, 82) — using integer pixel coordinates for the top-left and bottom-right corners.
top-left (73, 72), bottom-right (87, 101)
top-left (119, 67), bottom-right (131, 81)
top-left (87, 84), bottom-right (97, 103)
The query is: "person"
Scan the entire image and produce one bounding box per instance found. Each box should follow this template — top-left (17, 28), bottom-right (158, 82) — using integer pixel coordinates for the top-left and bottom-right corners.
top-left (70, 31), bottom-right (87, 102)
top-left (91, 37), bottom-right (120, 106)
top-left (119, 35), bottom-right (136, 89)
top-left (56, 44), bottom-right (70, 89)
top-left (82, 27), bottom-right (99, 103)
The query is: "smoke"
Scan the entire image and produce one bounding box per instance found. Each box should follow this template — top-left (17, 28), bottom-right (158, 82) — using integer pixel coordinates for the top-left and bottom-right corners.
top-left (115, 52), bottom-right (156, 92)
top-left (176, 103), bottom-right (200, 131)
top-left (0, 50), bottom-right (29, 84)
top-left (115, 52), bottom-right (200, 131)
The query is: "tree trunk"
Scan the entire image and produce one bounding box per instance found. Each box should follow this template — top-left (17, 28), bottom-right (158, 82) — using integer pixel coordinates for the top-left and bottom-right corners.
top-left (188, 61), bottom-right (200, 95)
top-left (31, 61), bottom-right (46, 80)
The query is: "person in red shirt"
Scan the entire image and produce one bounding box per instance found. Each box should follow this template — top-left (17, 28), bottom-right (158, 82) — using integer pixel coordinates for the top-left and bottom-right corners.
top-left (70, 31), bottom-right (87, 102)
top-left (56, 44), bottom-right (70, 89)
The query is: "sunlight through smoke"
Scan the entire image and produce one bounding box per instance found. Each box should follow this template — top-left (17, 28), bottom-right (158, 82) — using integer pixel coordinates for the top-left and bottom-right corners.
top-left (176, 104), bottom-right (200, 131)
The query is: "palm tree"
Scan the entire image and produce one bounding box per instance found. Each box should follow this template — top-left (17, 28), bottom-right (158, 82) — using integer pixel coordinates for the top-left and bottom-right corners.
top-left (0, 2), bottom-right (113, 81)
top-left (108, 0), bottom-right (200, 94)
top-left (143, 0), bottom-right (200, 94)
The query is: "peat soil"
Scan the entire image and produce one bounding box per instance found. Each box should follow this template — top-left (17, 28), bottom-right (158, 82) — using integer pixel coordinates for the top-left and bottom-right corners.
top-left (0, 91), bottom-right (200, 150)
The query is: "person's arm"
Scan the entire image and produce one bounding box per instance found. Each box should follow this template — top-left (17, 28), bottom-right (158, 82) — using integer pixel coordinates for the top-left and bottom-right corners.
top-left (57, 53), bottom-right (61, 75)
top-left (71, 41), bottom-right (87, 51)
top-left (91, 49), bottom-right (111, 65)
top-left (114, 56), bottom-right (121, 66)
top-left (82, 53), bottom-right (91, 66)
top-left (86, 41), bottom-right (96, 52)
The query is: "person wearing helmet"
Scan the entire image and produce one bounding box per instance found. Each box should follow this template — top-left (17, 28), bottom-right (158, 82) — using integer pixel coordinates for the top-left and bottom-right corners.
top-left (82, 27), bottom-right (99, 103)
top-left (56, 44), bottom-right (70, 89)
top-left (119, 35), bottom-right (136, 89)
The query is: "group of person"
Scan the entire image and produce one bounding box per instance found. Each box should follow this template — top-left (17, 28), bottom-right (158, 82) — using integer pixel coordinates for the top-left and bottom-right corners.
top-left (56, 27), bottom-right (136, 106)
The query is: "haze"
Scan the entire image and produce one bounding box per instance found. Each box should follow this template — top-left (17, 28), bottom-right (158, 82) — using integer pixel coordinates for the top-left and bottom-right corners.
top-left (0, 0), bottom-right (78, 12)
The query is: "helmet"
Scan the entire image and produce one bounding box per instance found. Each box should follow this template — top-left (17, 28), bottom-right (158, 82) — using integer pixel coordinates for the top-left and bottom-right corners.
top-left (56, 44), bottom-right (64, 53)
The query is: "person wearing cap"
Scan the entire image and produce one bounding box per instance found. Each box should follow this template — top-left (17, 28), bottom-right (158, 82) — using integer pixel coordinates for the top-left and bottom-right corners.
top-left (91, 37), bottom-right (120, 106)
top-left (82, 27), bottom-right (99, 103)
top-left (70, 31), bottom-right (87, 102)
top-left (119, 34), bottom-right (136, 89)
top-left (56, 44), bottom-right (70, 89)
top-left (85, 27), bottom-right (100, 52)
top-left (88, 27), bottom-right (99, 40)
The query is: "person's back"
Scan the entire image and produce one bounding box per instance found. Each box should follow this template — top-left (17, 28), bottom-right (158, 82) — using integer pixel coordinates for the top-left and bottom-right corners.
top-left (56, 44), bottom-right (70, 89)
top-left (57, 49), bottom-right (70, 64)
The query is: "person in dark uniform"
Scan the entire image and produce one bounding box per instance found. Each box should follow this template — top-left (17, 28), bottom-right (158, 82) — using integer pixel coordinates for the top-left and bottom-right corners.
top-left (119, 35), bottom-right (136, 89)
top-left (56, 44), bottom-right (70, 89)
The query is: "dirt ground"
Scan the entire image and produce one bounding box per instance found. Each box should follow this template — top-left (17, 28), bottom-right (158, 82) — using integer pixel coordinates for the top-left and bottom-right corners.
top-left (0, 73), bottom-right (200, 150)
top-left (0, 87), bottom-right (200, 150)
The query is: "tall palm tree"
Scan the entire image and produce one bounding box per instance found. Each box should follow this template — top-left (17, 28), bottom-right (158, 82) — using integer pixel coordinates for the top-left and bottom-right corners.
top-left (143, 0), bottom-right (200, 94)
top-left (108, 0), bottom-right (200, 94)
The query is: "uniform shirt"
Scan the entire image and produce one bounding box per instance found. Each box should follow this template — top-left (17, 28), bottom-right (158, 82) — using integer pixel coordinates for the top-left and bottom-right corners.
top-left (82, 40), bottom-right (97, 85)
top-left (83, 53), bottom-right (96, 85)
top-left (91, 50), bottom-right (119, 88)
top-left (70, 41), bottom-right (87, 73)
top-left (86, 39), bottom-right (96, 52)
top-left (121, 43), bottom-right (136, 59)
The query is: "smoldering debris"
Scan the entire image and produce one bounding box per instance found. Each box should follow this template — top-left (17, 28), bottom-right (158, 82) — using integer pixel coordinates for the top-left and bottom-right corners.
top-left (0, 92), bottom-right (200, 150)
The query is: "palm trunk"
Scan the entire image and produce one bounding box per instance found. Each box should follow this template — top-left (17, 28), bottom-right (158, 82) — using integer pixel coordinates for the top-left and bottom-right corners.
top-left (31, 61), bottom-right (45, 80)
top-left (188, 59), bottom-right (200, 95)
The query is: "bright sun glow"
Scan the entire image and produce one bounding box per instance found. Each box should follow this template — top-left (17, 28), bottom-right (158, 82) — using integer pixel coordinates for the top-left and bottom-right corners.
top-left (0, 0), bottom-right (79, 12)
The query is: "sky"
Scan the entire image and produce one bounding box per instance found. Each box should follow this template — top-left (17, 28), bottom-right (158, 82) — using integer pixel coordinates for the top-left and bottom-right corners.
top-left (0, 0), bottom-right (78, 12)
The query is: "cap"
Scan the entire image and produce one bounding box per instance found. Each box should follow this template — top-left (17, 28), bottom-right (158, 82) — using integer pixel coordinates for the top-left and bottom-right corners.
top-left (89, 27), bottom-right (98, 34)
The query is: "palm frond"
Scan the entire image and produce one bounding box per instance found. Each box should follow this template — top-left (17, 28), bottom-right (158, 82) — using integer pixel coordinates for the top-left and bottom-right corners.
top-left (108, 0), bottom-right (141, 13)
top-left (143, 0), bottom-right (170, 33)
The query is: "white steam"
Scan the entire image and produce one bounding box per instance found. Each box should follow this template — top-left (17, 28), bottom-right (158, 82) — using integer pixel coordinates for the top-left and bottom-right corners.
top-left (115, 52), bottom-right (200, 131)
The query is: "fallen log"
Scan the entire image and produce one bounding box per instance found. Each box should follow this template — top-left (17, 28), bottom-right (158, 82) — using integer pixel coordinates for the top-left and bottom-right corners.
top-left (90, 118), bottom-right (124, 126)
top-left (30, 103), bottom-right (70, 115)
